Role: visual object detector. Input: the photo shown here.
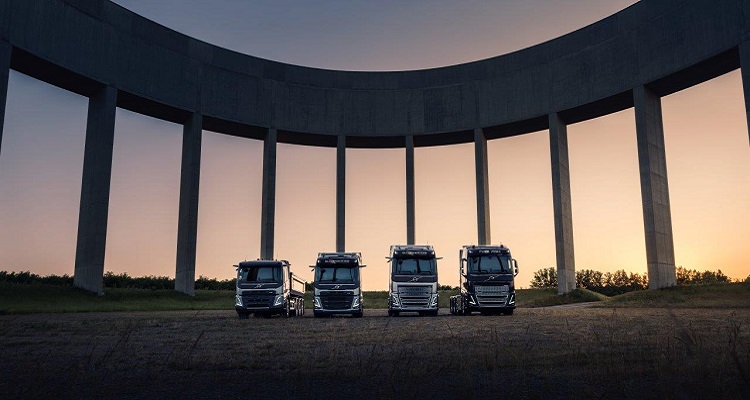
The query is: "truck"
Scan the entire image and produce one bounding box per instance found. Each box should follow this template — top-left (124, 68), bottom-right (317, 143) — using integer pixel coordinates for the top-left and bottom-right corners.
top-left (387, 245), bottom-right (440, 317)
top-left (234, 259), bottom-right (306, 319)
top-left (450, 245), bottom-right (519, 316)
top-left (311, 252), bottom-right (366, 318)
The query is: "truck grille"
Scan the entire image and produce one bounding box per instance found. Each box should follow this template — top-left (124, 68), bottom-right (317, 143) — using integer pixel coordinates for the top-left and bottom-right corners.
top-left (320, 291), bottom-right (354, 310)
top-left (398, 285), bottom-right (431, 307)
top-left (475, 285), bottom-right (509, 307)
top-left (241, 290), bottom-right (275, 307)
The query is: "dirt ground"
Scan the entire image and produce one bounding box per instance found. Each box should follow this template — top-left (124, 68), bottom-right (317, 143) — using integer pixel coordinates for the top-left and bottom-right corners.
top-left (1, 307), bottom-right (749, 399)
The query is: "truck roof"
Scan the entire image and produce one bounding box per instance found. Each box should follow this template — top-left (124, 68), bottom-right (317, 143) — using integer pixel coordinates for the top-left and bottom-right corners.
top-left (235, 259), bottom-right (290, 268)
top-left (313, 252), bottom-right (362, 267)
top-left (462, 244), bottom-right (511, 256)
top-left (390, 244), bottom-right (436, 258)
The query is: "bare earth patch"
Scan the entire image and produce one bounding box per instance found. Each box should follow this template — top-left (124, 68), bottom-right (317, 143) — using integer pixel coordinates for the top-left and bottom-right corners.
top-left (1, 307), bottom-right (749, 399)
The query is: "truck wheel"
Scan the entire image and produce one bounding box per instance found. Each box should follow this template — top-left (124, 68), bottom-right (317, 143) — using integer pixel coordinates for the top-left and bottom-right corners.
top-left (504, 309), bottom-right (514, 316)
top-left (237, 312), bottom-right (249, 319)
top-left (429, 310), bottom-right (438, 317)
top-left (353, 311), bottom-right (363, 318)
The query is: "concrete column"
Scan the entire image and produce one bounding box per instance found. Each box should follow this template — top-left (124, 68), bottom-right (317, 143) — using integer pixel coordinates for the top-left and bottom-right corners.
top-left (474, 128), bottom-right (491, 245)
top-left (336, 135), bottom-right (346, 252)
top-left (175, 113), bottom-right (202, 296)
top-left (74, 85), bottom-right (117, 294)
top-left (549, 113), bottom-right (576, 294)
top-left (740, 41), bottom-right (750, 146)
top-left (633, 86), bottom-right (676, 289)
top-left (260, 128), bottom-right (277, 259)
top-left (405, 134), bottom-right (415, 245)
top-left (0, 41), bottom-right (10, 159)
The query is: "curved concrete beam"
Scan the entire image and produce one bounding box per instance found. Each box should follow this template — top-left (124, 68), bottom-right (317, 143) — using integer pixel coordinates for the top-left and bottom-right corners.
top-left (2, 0), bottom-right (747, 147)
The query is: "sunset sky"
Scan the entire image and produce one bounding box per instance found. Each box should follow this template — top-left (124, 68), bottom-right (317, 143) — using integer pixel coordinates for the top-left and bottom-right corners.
top-left (0, 0), bottom-right (748, 291)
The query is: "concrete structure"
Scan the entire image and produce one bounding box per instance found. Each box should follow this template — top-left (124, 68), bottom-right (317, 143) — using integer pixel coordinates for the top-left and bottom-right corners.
top-left (474, 128), bottom-right (491, 245)
top-left (549, 113), bottom-right (576, 294)
top-left (175, 113), bottom-right (202, 295)
top-left (260, 128), bottom-right (277, 260)
top-left (1, 0), bottom-right (748, 294)
top-left (73, 85), bottom-right (117, 295)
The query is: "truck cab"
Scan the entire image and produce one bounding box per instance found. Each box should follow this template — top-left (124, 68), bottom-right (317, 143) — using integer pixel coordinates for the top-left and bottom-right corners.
top-left (450, 245), bottom-right (518, 316)
top-left (387, 245), bottom-right (440, 317)
top-left (234, 259), bottom-right (306, 319)
top-left (311, 252), bottom-right (365, 318)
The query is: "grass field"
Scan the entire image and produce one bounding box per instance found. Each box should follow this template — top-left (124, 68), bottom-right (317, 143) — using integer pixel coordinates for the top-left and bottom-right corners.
top-left (2, 283), bottom-right (748, 314)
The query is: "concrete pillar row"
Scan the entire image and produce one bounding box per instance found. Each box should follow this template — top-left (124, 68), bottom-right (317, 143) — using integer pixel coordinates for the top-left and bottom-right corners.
top-left (474, 128), bottom-right (491, 245)
top-left (633, 85), bottom-right (676, 289)
top-left (739, 41), bottom-right (750, 146)
top-left (405, 134), bottom-right (415, 245)
top-left (336, 134), bottom-right (346, 252)
top-left (0, 41), bottom-right (10, 159)
top-left (549, 113), bottom-right (576, 294)
top-left (260, 128), bottom-right (277, 259)
top-left (175, 112), bottom-right (202, 296)
top-left (74, 85), bottom-right (118, 295)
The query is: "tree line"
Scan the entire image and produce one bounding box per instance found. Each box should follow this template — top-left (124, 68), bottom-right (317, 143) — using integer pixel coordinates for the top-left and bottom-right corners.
top-left (0, 271), bottom-right (236, 290)
top-left (530, 266), bottom-right (746, 296)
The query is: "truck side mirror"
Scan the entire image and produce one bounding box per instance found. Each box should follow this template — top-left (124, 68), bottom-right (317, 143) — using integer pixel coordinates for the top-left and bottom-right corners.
top-left (512, 259), bottom-right (519, 277)
top-left (460, 258), bottom-right (467, 276)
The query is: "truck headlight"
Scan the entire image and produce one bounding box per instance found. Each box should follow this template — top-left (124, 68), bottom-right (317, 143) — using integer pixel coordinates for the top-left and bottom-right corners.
top-left (390, 293), bottom-right (401, 307)
top-left (468, 295), bottom-right (477, 305)
top-left (352, 295), bottom-right (361, 309)
top-left (235, 295), bottom-right (243, 307)
top-left (314, 296), bottom-right (322, 309)
top-left (508, 293), bottom-right (515, 305)
top-left (273, 294), bottom-right (284, 306)
top-left (429, 294), bottom-right (438, 307)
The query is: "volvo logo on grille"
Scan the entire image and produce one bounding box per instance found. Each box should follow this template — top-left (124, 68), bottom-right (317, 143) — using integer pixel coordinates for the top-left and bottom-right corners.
top-left (485, 275), bottom-right (497, 281)
top-left (333, 285), bottom-right (341, 289)
top-left (255, 284), bottom-right (262, 288)
top-left (410, 277), bottom-right (420, 282)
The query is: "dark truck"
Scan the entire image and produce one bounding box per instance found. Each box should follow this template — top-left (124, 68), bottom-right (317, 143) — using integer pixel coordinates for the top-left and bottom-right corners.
top-left (234, 259), bottom-right (306, 319)
top-left (311, 252), bottom-right (366, 318)
top-left (450, 245), bottom-right (519, 316)
top-left (387, 245), bottom-right (440, 317)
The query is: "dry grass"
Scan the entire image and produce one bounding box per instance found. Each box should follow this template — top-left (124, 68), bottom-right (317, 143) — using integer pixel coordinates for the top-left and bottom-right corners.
top-left (1, 307), bottom-right (749, 399)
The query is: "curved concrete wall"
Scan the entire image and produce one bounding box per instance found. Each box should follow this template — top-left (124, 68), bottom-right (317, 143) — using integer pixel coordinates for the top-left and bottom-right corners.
top-left (1, 0), bottom-right (747, 147)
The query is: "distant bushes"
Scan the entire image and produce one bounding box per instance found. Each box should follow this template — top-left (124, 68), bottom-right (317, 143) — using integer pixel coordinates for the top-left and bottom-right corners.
top-left (0, 270), bottom-right (235, 290)
top-left (530, 266), bottom-right (739, 295)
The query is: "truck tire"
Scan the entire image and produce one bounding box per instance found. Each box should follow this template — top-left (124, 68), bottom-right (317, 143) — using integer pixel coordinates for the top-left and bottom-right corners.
top-left (388, 310), bottom-right (399, 317)
top-left (428, 310), bottom-right (438, 317)
top-left (504, 309), bottom-right (514, 316)
top-left (353, 311), bottom-right (363, 318)
top-left (237, 312), bottom-right (249, 319)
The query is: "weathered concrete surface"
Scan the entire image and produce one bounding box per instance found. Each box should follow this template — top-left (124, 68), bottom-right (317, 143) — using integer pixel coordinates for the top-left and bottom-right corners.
top-left (73, 85), bottom-right (117, 294)
top-left (2, 0), bottom-right (747, 145)
top-left (260, 128), bottom-right (277, 259)
top-left (175, 113), bottom-right (202, 296)
top-left (549, 113), bottom-right (576, 295)
top-left (634, 86), bottom-right (676, 289)
top-left (0, 41), bottom-right (9, 159)
top-left (405, 134), bottom-right (415, 245)
top-left (474, 128), bottom-right (491, 245)
top-left (336, 135), bottom-right (345, 252)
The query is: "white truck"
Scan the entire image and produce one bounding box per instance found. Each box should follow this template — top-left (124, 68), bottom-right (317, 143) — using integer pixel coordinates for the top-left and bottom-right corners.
top-left (234, 259), bottom-right (306, 319)
top-left (311, 252), bottom-right (366, 318)
top-left (387, 245), bottom-right (440, 317)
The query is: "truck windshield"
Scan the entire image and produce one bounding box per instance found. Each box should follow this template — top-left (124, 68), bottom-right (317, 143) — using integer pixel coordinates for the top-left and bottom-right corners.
top-left (392, 258), bottom-right (436, 275)
top-left (315, 266), bottom-right (358, 283)
top-left (238, 266), bottom-right (281, 283)
top-left (468, 255), bottom-right (512, 274)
